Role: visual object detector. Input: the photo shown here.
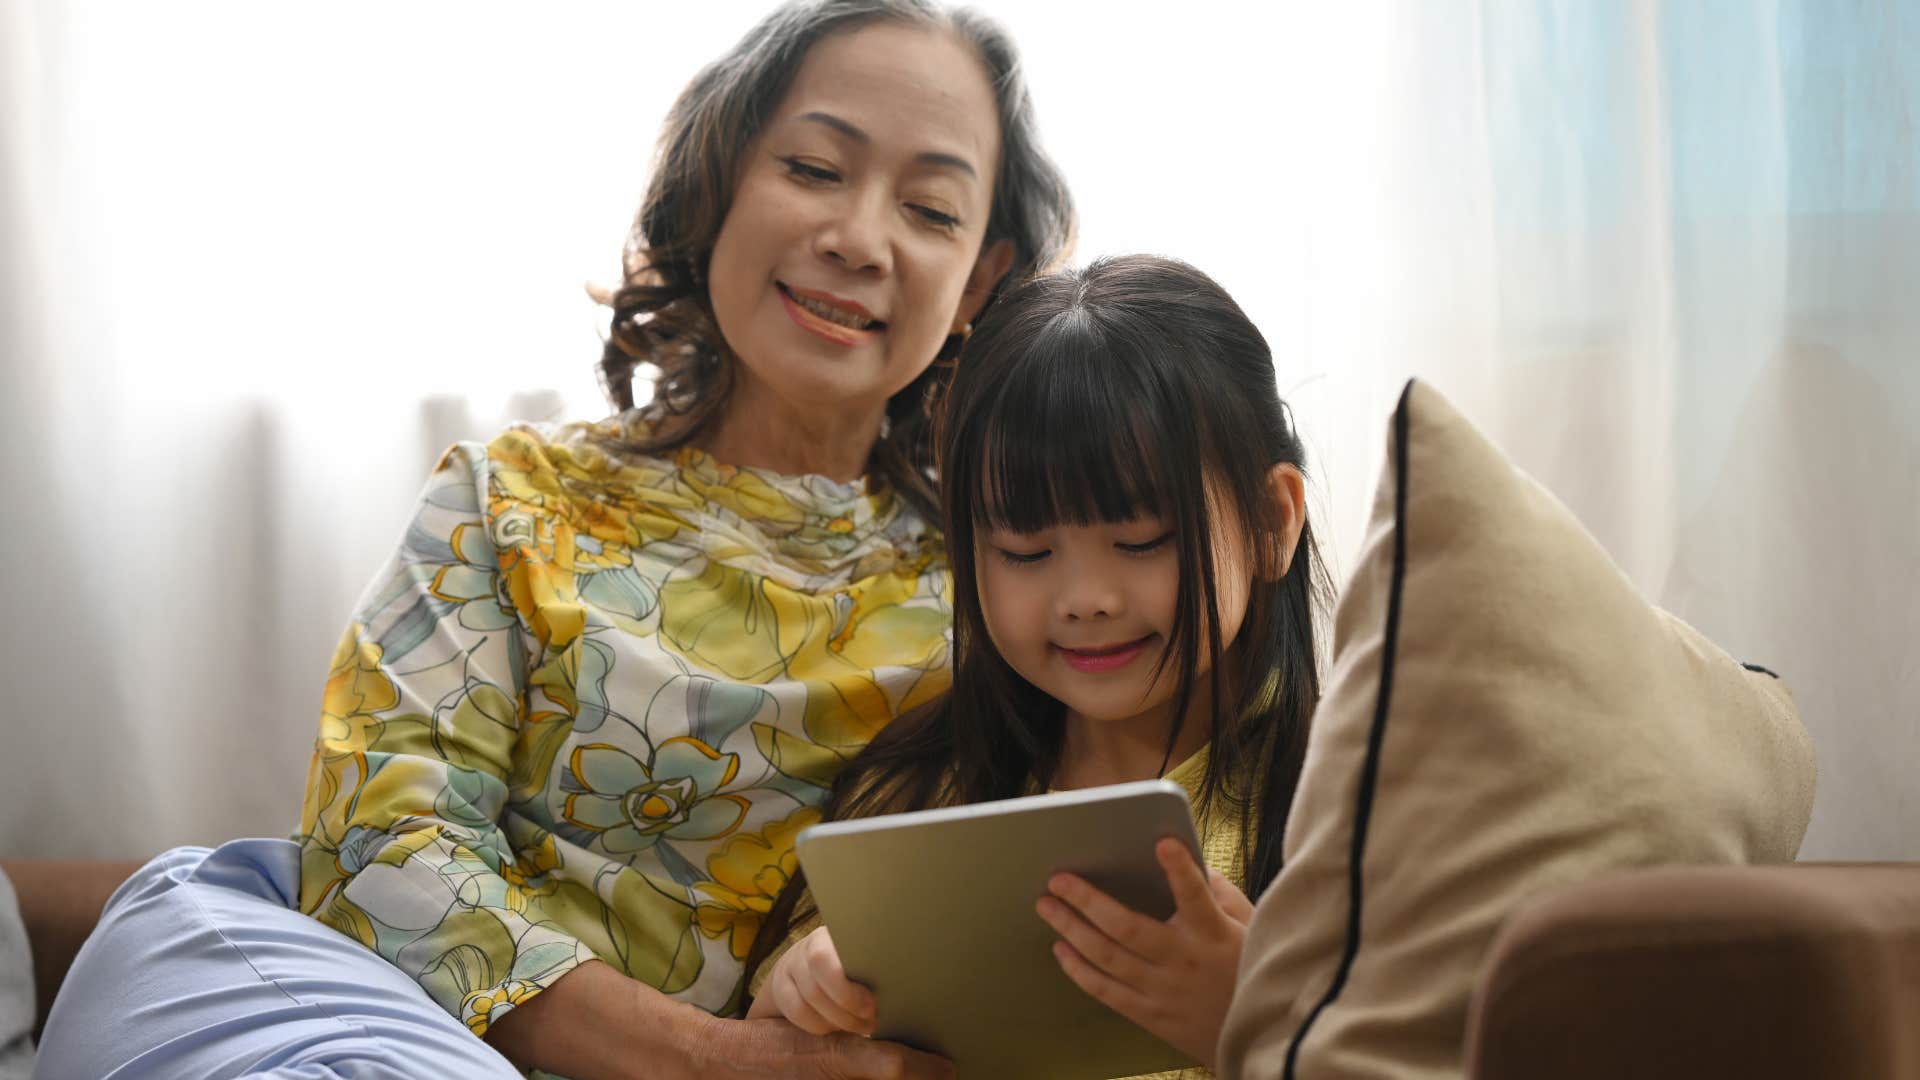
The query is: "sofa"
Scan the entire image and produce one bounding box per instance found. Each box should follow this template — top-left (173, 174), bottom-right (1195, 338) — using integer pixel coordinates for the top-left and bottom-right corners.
top-left (1465, 860), bottom-right (1920, 1079)
top-left (1, 858), bottom-right (145, 1048)
top-left (5, 856), bottom-right (1918, 1077)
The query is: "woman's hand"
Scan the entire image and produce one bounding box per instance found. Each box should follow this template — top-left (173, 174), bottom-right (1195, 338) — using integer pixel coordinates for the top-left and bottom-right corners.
top-left (684, 1014), bottom-right (953, 1080)
top-left (486, 958), bottom-right (948, 1079)
top-left (747, 926), bottom-right (878, 1037)
top-left (1035, 838), bottom-right (1254, 1072)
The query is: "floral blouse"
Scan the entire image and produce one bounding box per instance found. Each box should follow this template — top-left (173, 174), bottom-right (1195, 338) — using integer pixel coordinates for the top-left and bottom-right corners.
top-left (295, 416), bottom-right (952, 1037)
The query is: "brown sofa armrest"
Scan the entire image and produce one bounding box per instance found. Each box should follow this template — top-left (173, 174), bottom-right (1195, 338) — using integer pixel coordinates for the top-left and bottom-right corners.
top-left (1465, 862), bottom-right (1920, 1080)
top-left (0, 857), bottom-right (147, 1039)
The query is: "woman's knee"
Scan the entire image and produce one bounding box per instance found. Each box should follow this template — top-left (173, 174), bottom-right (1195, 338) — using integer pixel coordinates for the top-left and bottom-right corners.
top-left (34, 840), bottom-right (519, 1079)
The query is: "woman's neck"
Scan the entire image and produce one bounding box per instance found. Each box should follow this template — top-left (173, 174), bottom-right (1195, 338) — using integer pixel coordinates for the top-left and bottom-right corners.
top-left (1051, 677), bottom-right (1216, 790)
top-left (695, 373), bottom-right (887, 483)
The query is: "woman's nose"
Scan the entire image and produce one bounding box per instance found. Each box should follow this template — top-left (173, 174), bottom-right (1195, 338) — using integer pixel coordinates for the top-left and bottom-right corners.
top-left (814, 191), bottom-right (890, 274)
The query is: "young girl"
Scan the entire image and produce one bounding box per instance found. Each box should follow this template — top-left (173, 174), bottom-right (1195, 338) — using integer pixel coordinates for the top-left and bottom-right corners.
top-left (743, 254), bottom-right (1332, 1076)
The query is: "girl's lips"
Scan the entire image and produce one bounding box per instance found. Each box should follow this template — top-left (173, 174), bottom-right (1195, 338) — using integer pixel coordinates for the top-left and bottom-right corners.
top-left (778, 284), bottom-right (882, 347)
top-left (1056, 636), bottom-right (1153, 674)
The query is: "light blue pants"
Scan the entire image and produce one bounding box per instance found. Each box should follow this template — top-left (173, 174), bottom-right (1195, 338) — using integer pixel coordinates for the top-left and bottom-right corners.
top-left (33, 839), bottom-right (523, 1080)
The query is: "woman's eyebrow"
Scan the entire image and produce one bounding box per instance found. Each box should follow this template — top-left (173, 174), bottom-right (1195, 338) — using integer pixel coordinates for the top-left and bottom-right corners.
top-left (798, 111), bottom-right (978, 178)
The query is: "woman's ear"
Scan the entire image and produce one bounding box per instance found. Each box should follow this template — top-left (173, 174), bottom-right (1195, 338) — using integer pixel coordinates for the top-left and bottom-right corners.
top-left (1263, 463), bottom-right (1308, 581)
top-left (953, 238), bottom-right (1016, 333)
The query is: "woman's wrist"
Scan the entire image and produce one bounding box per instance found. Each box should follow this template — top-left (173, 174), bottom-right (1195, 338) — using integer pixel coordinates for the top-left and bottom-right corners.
top-left (486, 960), bottom-right (709, 1080)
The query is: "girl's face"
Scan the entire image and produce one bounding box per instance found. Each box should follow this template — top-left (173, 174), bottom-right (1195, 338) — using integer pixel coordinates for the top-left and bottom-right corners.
top-left (707, 23), bottom-right (1014, 421)
top-left (975, 509), bottom-right (1256, 733)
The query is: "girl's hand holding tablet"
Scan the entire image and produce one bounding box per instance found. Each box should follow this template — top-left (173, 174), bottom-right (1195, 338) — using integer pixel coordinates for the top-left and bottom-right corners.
top-left (1037, 837), bottom-right (1256, 1071)
top-left (748, 926), bottom-right (876, 1037)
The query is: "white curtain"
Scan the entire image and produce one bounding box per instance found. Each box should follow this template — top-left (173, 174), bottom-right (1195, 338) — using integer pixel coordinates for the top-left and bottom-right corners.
top-left (1360, 0), bottom-right (1920, 862)
top-left (4, 1), bottom-right (1913, 861)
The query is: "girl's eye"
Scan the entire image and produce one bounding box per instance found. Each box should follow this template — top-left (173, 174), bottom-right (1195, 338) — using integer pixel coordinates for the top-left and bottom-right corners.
top-left (1117, 532), bottom-right (1174, 556)
top-left (994, 547), bottom-right (1049, 567)
top-left (782, 157), bottom-right (840, 183)
top-left (909, 204), bottom-right (961, 230)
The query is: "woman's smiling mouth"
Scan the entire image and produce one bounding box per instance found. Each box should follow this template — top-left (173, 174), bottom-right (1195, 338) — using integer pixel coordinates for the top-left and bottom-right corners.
top-left (778, 283), bottom-right (885, 345)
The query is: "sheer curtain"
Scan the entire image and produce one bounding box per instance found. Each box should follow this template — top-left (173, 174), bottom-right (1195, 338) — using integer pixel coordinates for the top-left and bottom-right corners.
top-left (3, 1), bottom-right (1913, 861)
top-left (1359, 1), bottom-right (1920, 861)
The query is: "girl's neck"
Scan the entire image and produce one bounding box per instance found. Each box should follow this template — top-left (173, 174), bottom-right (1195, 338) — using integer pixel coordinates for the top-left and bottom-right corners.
top-left (1051, 676), bottom-right (1216, 790)
top-left (696, 371), bottom-right (886, 483)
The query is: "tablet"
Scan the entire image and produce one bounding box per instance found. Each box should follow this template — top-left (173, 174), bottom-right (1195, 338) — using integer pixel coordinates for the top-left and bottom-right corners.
top-left (793, 779), bottom-right (1202, 1080)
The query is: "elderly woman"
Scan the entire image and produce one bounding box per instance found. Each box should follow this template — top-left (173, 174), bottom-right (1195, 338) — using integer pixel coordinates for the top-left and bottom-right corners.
top-left (33, 3), bottom-right (1073, 1078)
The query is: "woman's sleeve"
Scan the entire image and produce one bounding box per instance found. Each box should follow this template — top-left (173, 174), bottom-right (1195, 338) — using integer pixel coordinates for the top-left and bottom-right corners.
top-left (296, 443), bottom-right (596, 1035)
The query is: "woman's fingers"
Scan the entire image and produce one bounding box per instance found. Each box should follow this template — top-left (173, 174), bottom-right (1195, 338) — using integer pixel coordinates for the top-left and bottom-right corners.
top-left (739, 1017), bottom-right (956, 1080)
top-left (824, 1031), bottom-right (957, 1080)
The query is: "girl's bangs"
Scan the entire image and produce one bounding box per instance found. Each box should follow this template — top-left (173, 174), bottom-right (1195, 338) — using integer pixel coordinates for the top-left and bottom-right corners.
top-left (962, 331), bottom-right (1181, 535)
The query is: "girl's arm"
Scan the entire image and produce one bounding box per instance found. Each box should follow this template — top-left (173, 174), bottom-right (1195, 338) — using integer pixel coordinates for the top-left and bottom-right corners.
top-left (1036, 837), bottom-right (1256, 1072)
top-left (746, 926), bottom-right (878, 1036)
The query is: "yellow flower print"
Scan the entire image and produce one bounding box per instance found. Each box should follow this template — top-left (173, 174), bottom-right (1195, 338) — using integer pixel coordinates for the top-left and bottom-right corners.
top-left (503, 832), bottom-right (561, 890)
top-left (482, 432), bottom-right (563, 508)
top-left (571, 497), bottom-right (637, 553)
top-left (462, 979), bottom-right (540, 1036)
top-left (494, 428), bottom-right (689, 556)
top-left (694, 806), bottom-right (822, 960)
top-left (317, 625), bottom-right (398, 754)
top-left (301, 624), bottom-right (399, 913)
top-left (676, 449), bottom-right (808, 533)
top-left (297, 748), bottom-right (369, 914)
top-left (659, 560), bottom-right (821, 683)
top-left (499, 519), bottom-right (584, 652)
top-left (828, 573), bottom-right (951, 673)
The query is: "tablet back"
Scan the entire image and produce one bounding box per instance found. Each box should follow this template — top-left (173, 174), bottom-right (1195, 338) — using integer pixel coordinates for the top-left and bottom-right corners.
top-left (794, 779), bottom-right (1202, 1080)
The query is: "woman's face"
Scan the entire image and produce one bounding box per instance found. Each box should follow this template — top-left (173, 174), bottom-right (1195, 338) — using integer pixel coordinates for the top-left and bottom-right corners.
top-left (707, 23), bottom-right (1013, 419)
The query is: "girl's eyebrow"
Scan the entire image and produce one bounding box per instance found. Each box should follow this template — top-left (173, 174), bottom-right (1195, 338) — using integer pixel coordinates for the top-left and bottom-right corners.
top-left (798, 111), bottom-right (978, 178)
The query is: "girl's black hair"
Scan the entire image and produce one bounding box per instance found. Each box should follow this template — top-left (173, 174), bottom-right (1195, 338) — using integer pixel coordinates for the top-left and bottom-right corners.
top-left (744, 254), bottom-right (1331, 985)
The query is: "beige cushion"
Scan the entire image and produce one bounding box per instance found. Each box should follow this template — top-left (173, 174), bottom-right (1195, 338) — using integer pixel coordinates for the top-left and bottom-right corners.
top-left (1218, 380), bottom-right (1816, 1079)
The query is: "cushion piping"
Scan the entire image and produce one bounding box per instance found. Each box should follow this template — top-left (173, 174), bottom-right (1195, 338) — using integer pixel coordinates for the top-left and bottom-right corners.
top-left (1282, 378), bottom-right (1415, 1078)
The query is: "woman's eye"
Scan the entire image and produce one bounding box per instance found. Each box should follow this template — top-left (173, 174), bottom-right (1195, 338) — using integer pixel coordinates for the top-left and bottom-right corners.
top-left (1117, 532), bottom-right (1174, 556)
top-left (994, 547), bottom-right (1049, 567)
top-left (909, 204), bottom-right (960, 230)
top-left (782, 157), bottom-right (840, 183)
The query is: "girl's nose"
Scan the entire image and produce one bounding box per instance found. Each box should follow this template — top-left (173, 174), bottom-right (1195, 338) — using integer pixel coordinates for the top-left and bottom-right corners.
top-left (1058, 577), bottom-right (1124, 622)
